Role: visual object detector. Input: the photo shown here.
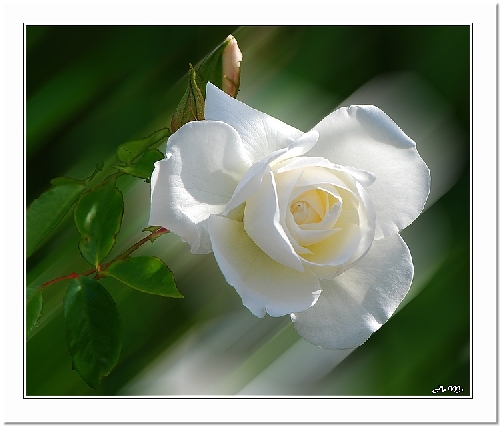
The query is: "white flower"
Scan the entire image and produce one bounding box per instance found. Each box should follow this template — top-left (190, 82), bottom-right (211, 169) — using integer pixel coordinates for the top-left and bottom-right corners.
top-left (150, 83), bottom-right (430, 349)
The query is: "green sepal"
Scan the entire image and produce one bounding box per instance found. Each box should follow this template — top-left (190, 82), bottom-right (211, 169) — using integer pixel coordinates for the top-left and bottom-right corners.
top-left (170, 65), bottom-right (205, 133)
top-left (26, 181), bottom-right (86, 258)
top-left (101, 256), bottom-right (182, 298)
top-left (26, 286), bottom-right (43, 338)
top-left (63, 276), bottom-right (122, 389)
top-left (142, 226), bottom-right (166, 243)
top-left (116, 128), bottom-right (170, 164)
top-left (114, 149), bottom-right (164, 179)
top-left (142, 225), bottom-right (162, 233)
top-left (74, 180), bottom-right (124, 267)
top-left (196, 36), bottom-right (232, 97)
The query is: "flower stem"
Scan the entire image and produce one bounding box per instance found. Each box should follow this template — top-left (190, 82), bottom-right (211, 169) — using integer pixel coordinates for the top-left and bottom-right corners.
top-left (40, 269), bottom-right (95, 289)
top-left (115, 227), bottom-right (169, 261)
top-left (38, 227), bottom-right (170, 289)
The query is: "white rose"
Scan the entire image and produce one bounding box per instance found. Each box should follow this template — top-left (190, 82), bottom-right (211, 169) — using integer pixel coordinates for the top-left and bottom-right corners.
top-left (150, 83), bottom-right (430, 349)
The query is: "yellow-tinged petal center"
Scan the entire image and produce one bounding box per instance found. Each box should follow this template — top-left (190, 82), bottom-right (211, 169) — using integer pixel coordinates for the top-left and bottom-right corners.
top-left (290, 201), bottom-right (309, 224)
top-left (289, 189), bottom-right (329, 225)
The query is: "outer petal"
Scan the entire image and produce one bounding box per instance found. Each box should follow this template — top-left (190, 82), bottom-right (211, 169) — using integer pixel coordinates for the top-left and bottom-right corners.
top-left (276, 156), bottom-right (376, 187)
top-left (205, 82), bottom-right (304, 163)
top-left (291, 234), bottom-right (413, 349)
top-left (208, 215), bottom-right (321, 317)
top-left (149, 121), bottom-right (252, 253)
top-left (224, 148), bottom-right (286, 215)
top-left (335, 180), bottom-right (376, 274)
top-left (309, 105), bottom-right (430, 239)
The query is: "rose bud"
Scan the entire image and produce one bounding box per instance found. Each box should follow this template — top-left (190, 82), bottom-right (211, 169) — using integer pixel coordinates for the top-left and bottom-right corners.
top-left (221, 35), bottom-right (242, 98)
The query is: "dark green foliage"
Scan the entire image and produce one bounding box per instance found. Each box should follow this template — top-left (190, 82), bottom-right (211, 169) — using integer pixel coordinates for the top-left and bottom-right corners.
top-left (103, 256), bottom-right (182, 298)
top-left (26, 182), bottom-right (85, 258)
top-left (74, 180), bottom-right (124, 267)
top-left (116, 128), bottom-right (170, 164)
top-left (63, 277), bottom-right (122, 388)
top-left (26, 287), bottom-right (43, 337)
top-left (114, 149), bottom-right (164, 179)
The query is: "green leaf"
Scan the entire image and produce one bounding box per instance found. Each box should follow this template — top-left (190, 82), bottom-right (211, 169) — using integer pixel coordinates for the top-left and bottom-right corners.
top-left (74, 180), bottom-right (123, 267)
top-left (26, 182), bottom-right (85, 258)
top-left (170, 65), bottom-right (205, 133)
top-left (63, 276), bottom-right (122, 389)
top-left (114, 149), bottom-right (164, 179)
top-left (116, 128), bottom-right (170, 164)
top-left (102, 256), bottom-right (182, 298)
top-left (51, 163), bottom-right (103, 187)
top-left (50, 176), bottom-right (85, 186)
top-left (26, 287), bottom-right (43, 338)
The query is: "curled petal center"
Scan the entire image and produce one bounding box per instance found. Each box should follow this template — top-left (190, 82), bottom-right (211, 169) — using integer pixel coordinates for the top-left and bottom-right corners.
top-left (290, 201), bottom-right (309, 224)
top-left (290, 196), bottom-right (322, 225)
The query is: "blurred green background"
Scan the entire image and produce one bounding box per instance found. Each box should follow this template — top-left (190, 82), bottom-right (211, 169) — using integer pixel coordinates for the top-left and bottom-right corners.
top-left (26, 26), bottom-right (470, 396)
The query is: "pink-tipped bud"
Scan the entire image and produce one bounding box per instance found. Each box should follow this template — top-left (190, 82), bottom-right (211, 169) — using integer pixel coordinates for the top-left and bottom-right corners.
top-left (221, 35), bottom-right (242, 98)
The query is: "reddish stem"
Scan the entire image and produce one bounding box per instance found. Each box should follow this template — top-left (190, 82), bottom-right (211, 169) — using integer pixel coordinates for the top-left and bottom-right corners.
top-left (114, 227), bottom-right (169, 261)
top-left (39, 227), bottom-right (170, 289)
top-left (41, 269), bottom-right (94, 289)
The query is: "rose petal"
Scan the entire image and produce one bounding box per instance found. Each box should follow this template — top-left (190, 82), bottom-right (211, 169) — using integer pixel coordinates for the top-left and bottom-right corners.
top-left (288, 183), bottom-right (354, 231)
top-left (274, 169), bottom-right (313, 256)
top-left (271, 130), bottom-right (319, 165)
top-left (276, 156), bottom-right (376, 187)
top-left (224, 130), bottom-right (319, 215)
top-left (149, 121), bottom-right (252, 253)
top-left (291, 188), bottom-right (327, 220)
top-left (300, 222), bottom-right (361, 267)
top-left (244, 169), bottom-right (304, 271)
top-left (290, 226), bottom-right (340, 247)
top-left (291, 234), bottom-right (413, 349)
top-left (205, 83), bottom-right (304, 163)
top-left (208, 215), bottom-right (321, 317)
top-left (224, 148), bottom-right (286, 215)
top-left (309, 105), bottom-right (430, 239)
top-left (335, 181), bottom-right (376, 275)
top-left (289, 185), bottom-right (344, 230)
top-left (296, 180), bottom-right (375, 274)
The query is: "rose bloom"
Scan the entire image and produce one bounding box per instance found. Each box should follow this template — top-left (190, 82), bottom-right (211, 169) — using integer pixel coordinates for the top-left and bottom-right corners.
top-left (150, 83), bottom-right (430, 349)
